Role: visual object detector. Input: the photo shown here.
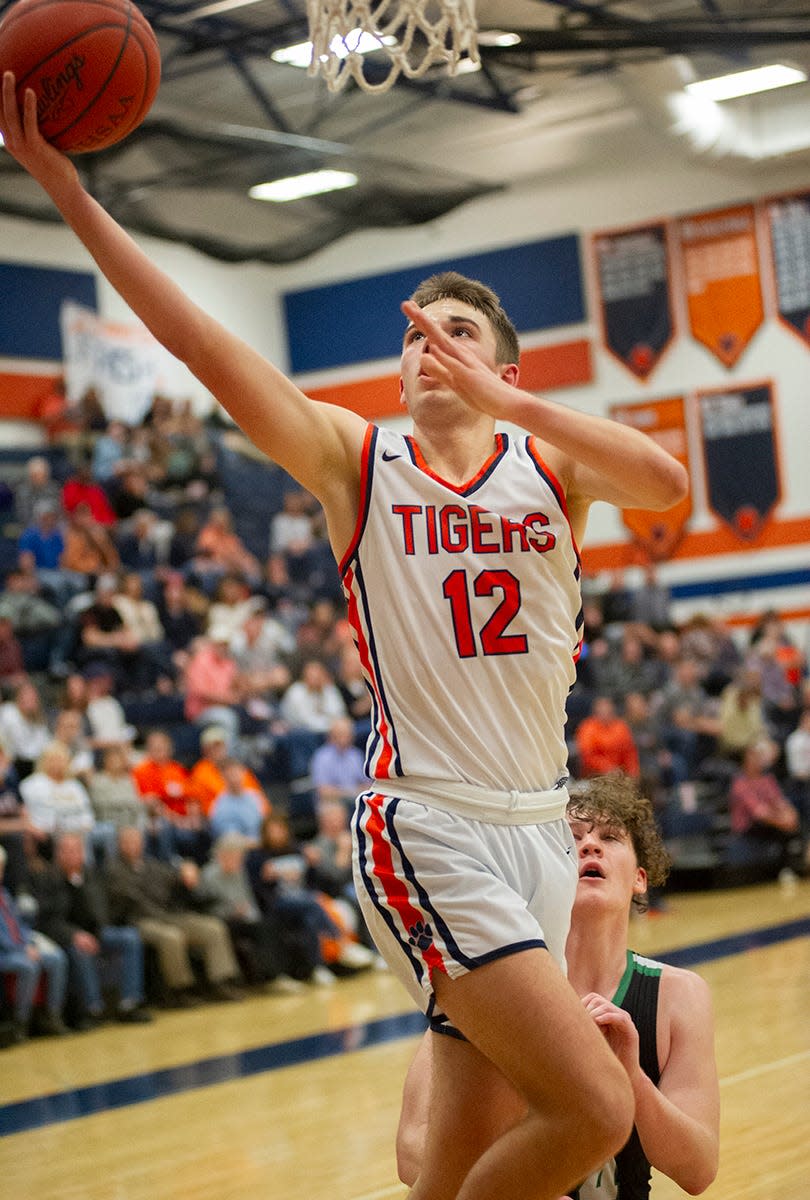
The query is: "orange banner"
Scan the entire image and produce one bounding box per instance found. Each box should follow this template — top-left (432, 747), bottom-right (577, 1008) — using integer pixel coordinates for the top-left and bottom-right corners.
top-left (609, 396), bottom-right (692, 561)
top-left (678, 204), bottom-right (764, 367)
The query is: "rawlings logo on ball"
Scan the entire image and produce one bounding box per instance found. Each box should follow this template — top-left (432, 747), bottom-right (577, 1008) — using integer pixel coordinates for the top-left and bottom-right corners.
top-left (36, 53), bottom-right (86, 122)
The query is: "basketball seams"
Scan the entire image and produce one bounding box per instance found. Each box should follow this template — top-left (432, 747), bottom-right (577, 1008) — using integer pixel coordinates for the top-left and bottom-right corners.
top-left (49, 5), bottom-right (133, 147)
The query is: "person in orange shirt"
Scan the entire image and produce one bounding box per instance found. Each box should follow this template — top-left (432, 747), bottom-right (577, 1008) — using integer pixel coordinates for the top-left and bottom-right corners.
top-left (575, 695), bottom-right (640, 780)
top-left (132, 730), bottom-right (209, 863)
top-left (187, 726), bottom-right (269, 819)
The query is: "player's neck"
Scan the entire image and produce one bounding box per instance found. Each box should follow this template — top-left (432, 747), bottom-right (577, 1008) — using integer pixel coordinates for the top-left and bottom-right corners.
top-left (410, 420), bottom-right (498, 486)
top-left (566, 910), bottom-right (630, 1000)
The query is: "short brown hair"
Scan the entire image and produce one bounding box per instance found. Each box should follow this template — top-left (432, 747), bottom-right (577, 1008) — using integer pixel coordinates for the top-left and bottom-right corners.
top-left (410, 271), bottom-right (520, 366)
top-left (567, 774), bottom-right (671, 911)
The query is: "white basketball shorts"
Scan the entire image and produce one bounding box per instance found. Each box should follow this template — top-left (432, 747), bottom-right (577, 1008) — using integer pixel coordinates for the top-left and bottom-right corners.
top-left (352, 789), bottom-right (578, 1035)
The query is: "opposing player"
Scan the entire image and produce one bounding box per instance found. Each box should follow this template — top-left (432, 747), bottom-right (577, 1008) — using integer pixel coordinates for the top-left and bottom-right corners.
top-left (1, 75), bottom-right (689, 1200)
top-left (397, 776), bottom-right (720, 1199)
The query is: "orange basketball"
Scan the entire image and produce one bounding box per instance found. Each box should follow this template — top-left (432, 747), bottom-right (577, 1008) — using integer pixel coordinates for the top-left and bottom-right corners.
top-left (0, 0), bottom-right (161, 154)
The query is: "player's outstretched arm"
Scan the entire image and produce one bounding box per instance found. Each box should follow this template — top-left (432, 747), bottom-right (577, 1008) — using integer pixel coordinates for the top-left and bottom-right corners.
top-left (0, 76), bottom-right (366, 510)
top-left (401, 299), bottom-right (688, 516)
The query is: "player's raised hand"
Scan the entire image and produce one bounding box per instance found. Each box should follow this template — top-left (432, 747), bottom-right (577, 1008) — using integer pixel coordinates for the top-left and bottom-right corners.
top-left (0, 72), bottom-right (79, 192)
top-left (400, 298), bottom-right (522, 423)
top-left (582, 992), bottom-right (642, 1082)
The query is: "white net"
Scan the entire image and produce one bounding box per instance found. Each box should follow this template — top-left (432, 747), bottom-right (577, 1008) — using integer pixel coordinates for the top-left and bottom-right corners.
top-left (306, 0), bottom-right (479, 94)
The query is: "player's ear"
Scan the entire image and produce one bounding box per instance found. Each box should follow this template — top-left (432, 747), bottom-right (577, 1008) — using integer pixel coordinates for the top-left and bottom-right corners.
top-left (633, 866), bottom-right (648, 896)
top-left (398, 378), bottom-right (407, 407)
top-left (500, 363), bottom-right (519, 387)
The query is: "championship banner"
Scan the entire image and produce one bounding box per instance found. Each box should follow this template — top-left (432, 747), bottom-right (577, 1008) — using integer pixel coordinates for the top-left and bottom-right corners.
top-left (593, 223), bottom-right (674, 379)
top-left (765, 191), bottom-right (810, 347)
top-left (60, 301), bottom-right (208, 422)
top-left (609, 396), bottom-right (691, 560)
top-left (698, 383), bottom-right (780, 542)
top-left (678, 204), bottom-right (764, 367)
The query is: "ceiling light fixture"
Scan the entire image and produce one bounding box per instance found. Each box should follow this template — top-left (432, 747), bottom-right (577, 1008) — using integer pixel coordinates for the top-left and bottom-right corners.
top-left (477, 31), bottom-right (521, 48)
top-left (272, 31), bottom-right (397, 69)
top-left (686, 64), bottom-right (807, 102)
top-left (249, 169), bottom-right (358, 203)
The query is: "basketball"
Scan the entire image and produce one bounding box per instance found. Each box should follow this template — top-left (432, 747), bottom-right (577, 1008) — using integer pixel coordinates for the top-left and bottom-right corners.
top-left (0, 0), bottom-right (161, 154)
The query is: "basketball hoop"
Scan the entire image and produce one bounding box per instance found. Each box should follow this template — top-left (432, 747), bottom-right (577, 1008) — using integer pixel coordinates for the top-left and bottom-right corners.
top-left (306, 0), bottom-right (479, 94)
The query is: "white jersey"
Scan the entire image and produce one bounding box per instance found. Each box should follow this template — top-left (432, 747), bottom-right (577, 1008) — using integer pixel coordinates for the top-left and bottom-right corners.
top-left (340, 426), bottom-right (583, 806)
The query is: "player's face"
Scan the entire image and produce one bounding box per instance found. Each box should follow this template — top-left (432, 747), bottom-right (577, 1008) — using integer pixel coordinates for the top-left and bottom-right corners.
top-left (399, 297), bottom-right (501, 414)
top-left (569, 817), bottom-right (647, 912)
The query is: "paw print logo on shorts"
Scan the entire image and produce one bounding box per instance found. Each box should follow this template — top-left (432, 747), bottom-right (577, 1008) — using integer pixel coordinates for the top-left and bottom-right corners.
top-left (408, 920), bottom-right (434, 951)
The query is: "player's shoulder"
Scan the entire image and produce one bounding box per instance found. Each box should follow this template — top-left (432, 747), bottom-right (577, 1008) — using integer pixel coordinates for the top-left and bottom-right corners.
top-left (659, 962), bottom-right (713, 1020)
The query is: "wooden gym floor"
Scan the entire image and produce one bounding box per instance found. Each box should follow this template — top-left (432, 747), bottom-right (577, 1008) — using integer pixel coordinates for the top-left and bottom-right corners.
top-left (1, 878), bottom-right (808, 1200)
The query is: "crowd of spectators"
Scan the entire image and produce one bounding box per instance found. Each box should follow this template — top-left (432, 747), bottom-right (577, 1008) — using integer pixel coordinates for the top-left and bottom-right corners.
top-left (1, 398), bottom-right (809, 1046)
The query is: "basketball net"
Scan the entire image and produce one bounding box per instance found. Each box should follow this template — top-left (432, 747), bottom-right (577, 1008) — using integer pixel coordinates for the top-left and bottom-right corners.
top-left (306, 0), bottom-right (479, 94)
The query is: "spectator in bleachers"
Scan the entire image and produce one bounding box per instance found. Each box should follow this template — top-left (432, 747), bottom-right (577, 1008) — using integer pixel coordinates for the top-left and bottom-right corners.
top-left (195, 505), bottom-right (261, 585)
top-left (230, 602), bottom-right (294, 700)
top-left (105, 825), bottom-right (243, 1006)
top-left (679, 614), bottom-right (741, 696)
top-left (289, 598), bottom-right (349, 676)
top-left (116, 508), bottom-right (164, 572)
top-left (623, 691), bottom-right (686, 800)
top-left (33, 831), bottom-right (151, 1028)
top-left (0, 617), bottom-right (26, 690)
top-left (334, 642), bottom-right (372, 732)
top-left (20, 741), bottom-right (96, 858)
top-left (131, 730), bottom-right (207, 863)
top-left (17, 498), bottom-right (64, 574)
top-left (268, 488), bottom-right (315, 584)
top-left (310, 716), bottom-right (368, 811)
top-left (0, 679), bottom-right (52, 778)
top-left (52, 709), bottom-right (95, 785)
top-left (654, 656), bottom-right (721, 779)
top-left (108, 464), bottom-right (156, 523)
top-left (60, 502), bottom-right (120, 580)
top-left (90, 420), bottom-right (131, 486)
top-left (744, 625), bottom-right (802, 744)
top-left (88, 745), bottom-right (146, 845)
top-left (0, 740), bottom-right (28, 896)
top-left (279, 658), bottom-right (347, 736)
top-left (76, 575), bottom-right (141, 686)
top-left (0, 843), bottom-right (69, 1042)
top-left (113, 571), bottom-right (174, 687)
top-left (205, 574), bottom-right (263, 642)
top-left (13, 456), bottom-right (61, 530)
top-left (0, 567), bottom-right (62, 644)
top-left (208, 758), bottom-right (268, 844)
top-left (717, 667), bottom-right (770, 764)
top-left (61, 457), bottom-right (117, 525)
top-left (187, 726), bottom-right (265, 819)
top-left (182, 628), bottom-right (245, 746)
top-left (728, 742), bottom-right (803, 877)
top-left (155, 571), bottom-right (207, 664)
top-left (201, 833), bottom-right (300, 991)
top-left (626, 562), bottom-right (673, 630)
top-left (589, 627), bottom-right (662, 704)
top-left (574, 695), bottom-right (640, 780)
top-left (83, 664), bottom-right (137, 750)
top-left (167, 506), bottom-right (203, 571)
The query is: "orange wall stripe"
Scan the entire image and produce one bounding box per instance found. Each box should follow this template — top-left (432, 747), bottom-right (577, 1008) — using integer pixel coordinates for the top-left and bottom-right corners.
top-left (582, 513), bottom-right (810, 572)
top-left (0, 372), bottom-right (61, 420)
top-left (302, 339), bottom-right (593, 419)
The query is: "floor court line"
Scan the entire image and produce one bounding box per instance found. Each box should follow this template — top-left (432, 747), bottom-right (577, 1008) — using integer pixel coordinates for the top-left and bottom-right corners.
top-left (718, 1048), bottom-right (810, 1089)
top-left (1, 914), bottom-right (808, 1138)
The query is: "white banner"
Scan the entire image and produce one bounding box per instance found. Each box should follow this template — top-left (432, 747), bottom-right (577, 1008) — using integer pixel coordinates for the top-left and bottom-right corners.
top-left (59, 301), bottom-right (214, 423)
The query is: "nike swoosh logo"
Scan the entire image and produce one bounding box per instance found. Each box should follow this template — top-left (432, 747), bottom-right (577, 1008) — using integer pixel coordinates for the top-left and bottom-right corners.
top-left (382, 450), bottom-right (401, 462)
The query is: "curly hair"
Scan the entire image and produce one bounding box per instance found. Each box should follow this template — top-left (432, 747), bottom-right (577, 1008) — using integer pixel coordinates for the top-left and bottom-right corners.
top-left (567, 774), bottom-right (671, 911)
top-left (409, 271), bottom-right (521, 366)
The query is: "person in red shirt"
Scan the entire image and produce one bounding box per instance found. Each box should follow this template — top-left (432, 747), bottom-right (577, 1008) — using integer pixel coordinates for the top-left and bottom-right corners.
top-left (575, 695), bottom-right (640, 780)
top-left (187, 726), bottom-right (268, 819)
top-left (132, 730), bottom-right (209, 862)
top-left (61, 458), bottom-right (117, 525)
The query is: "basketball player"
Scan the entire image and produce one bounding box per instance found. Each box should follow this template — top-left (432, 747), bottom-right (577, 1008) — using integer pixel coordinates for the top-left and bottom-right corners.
top-left (1, 76), bottom-right (689, 1200)
top-left (397, 777), bottom-right (720, 1199)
